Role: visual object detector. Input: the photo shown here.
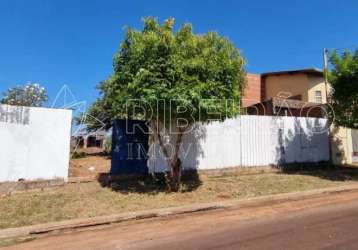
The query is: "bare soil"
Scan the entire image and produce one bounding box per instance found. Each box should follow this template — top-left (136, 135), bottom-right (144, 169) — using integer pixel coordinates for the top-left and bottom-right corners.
top-left (69, 155), bottom-right (110, 178)
top-left (69, 147), bottom-right (111, 178)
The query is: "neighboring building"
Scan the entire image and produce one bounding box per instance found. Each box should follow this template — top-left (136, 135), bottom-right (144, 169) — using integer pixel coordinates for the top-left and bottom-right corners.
top-left (246, 97), bottom-right (324, 117)
top-left (243, 68), bottom-right (328, 118)
top-left (242, 73), bottom-right (263, 108)
top-left (331, 126), bottom-right (357, 165)
top-left (243, 68), bottom-right (357, 166)
top-left (71, 129), bottom-right (108, 150)
top-left (262, 68), bottom-right (328, 104)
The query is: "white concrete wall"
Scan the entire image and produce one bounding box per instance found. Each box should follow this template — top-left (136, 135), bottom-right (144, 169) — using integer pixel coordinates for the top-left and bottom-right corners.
top-left (148, 116), bottom-right (330, 173)
top-left (0, 104), bottom-right (72, 182)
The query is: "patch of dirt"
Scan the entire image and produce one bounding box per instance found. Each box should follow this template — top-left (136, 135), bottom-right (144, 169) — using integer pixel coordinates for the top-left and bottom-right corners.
top-left (75, 147), bottom-right (105, 155)
top-left (69, 155), bottom-right (111, 178)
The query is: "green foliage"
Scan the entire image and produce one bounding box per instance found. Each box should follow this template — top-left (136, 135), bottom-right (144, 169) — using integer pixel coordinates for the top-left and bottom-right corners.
top-left (97, 17), bottom-right (246, 127)
top-left (329, 49), bottom-right (358, 128)
top-left (87, 17), bottom-right (246, 190)
top-left (71, 151), bottom-right (87, 159)
top-left (1, 82), bottom-right (48, 107)
top-left (75, 97), bottom-right (111, 132)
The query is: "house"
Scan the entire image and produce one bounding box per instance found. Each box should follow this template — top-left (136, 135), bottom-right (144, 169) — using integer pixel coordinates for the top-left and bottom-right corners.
top-left (243, 68), bottom-right (328, 117)
top-left (243, 68), bottom-right (357, 166)
top-left (71, 129), bottom-right (108, 150)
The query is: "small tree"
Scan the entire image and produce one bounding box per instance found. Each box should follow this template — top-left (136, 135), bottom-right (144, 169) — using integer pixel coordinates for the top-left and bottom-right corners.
top-left (98, 17), bottom-right (246, 190)
top-left (1, 82), bottom-right (48, 107)
top-left (329, 49), bottom-right (358, 129)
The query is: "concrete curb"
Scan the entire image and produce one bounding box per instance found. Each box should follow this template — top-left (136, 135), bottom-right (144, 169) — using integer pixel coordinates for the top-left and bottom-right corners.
top-left (0, 179), bottom-right (65, 195)
top-left (2, 183), bottom-right (358, 240)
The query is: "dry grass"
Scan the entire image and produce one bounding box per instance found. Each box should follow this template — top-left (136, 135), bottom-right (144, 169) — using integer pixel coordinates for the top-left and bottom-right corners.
top-left (1, 167), bottom-right (358, 229)
top-left (0, 237), bottom-right (36, 248)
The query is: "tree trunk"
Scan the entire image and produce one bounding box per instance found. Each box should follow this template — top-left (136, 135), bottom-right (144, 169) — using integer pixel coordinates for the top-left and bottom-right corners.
top-left (151, 120), bottom-right (184, 191)
top-left (170, 128), bottom-right (184, 191)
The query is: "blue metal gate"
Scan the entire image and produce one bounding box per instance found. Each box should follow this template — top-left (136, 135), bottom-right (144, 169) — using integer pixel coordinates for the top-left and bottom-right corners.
top-left (111, 119), bottom-right (149, 175)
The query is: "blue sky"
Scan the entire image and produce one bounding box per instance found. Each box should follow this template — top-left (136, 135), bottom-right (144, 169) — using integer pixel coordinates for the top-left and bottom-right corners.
top-left (0, 0), bottom-right (357, 105)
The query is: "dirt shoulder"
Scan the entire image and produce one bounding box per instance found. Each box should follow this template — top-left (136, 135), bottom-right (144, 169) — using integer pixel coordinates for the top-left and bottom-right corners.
top-left (2, 164), bottom-right (358, 230)
top-left (4, 189), bottom-right (358, 250)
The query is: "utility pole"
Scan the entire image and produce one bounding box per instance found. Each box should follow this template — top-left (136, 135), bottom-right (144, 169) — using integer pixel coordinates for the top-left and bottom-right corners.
top-left (323, 48), bottom-right (329, 102)
top-left (323, 48), bottom-right (333, 164)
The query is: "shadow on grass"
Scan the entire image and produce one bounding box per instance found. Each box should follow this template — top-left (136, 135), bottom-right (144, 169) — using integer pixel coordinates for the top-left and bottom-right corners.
top-left (277, 163), bottom-right (358, 182)
top-left (71, 151), bottom-right (111, 159)
top-left (97, 170), bottom-right (202, 194)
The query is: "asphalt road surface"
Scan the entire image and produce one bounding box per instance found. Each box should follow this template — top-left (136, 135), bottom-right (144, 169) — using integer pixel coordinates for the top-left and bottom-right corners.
top-left (5, 190), bottom-right (358, 250)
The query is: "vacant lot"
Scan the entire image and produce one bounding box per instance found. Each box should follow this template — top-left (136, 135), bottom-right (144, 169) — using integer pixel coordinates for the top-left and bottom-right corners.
top-left (1, 166), bottom-right (358, 230)
top-left (69, 155), bottom-right (110, 178)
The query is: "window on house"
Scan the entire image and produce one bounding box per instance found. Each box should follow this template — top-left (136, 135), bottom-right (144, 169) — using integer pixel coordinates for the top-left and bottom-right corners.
top-left (315, 91), bottom-right (322, 103)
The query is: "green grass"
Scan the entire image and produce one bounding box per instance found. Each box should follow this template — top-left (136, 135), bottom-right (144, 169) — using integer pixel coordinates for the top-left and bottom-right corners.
top-left (1, 167), bottom-right (358, 230)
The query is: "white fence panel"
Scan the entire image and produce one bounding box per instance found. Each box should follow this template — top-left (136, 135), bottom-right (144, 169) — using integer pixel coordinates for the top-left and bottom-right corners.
top-left (148, 115), bottom-right (329, 173)
top-left (0, 104), bottom-right (72, 182)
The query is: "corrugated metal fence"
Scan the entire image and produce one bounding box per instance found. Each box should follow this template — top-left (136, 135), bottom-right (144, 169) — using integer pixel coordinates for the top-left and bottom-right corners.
top-left (148, 116), bottom-right (330, 173)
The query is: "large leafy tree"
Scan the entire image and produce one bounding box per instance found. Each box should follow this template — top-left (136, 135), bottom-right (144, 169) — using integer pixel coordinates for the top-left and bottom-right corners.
top-left (1, 82), bottom-right (48, 107)
top-left (95, 17), bottom-right (246, 190)
top-left (329, 49), bottom-right (358, 129)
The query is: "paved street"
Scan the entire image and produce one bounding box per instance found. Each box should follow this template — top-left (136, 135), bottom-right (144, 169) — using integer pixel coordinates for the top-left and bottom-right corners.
top-left (5, 190), bottom-right (358, 250)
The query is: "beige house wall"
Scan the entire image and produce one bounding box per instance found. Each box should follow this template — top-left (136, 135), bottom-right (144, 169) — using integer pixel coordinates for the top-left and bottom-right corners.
top-left (331, 126), bottom-right (353, 165)
top-left (264, 74), bottom-right (310, 101)
top-left (264, 73), bottom-right (328, 104)
top-left (307, 75), bottom-right (328, 103)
